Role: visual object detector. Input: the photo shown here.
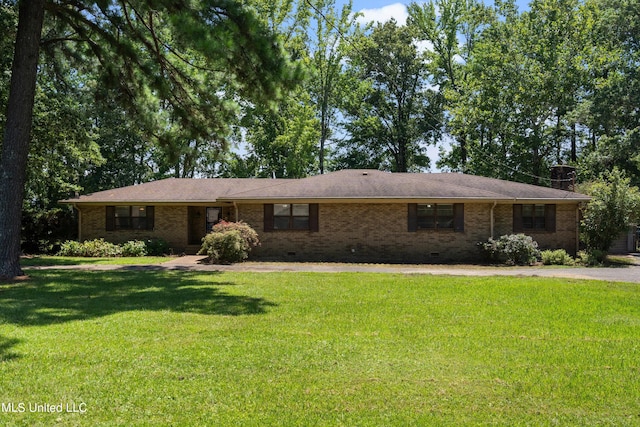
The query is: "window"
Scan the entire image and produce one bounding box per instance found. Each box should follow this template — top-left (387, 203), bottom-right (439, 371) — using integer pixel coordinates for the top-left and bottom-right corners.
top-left (264, 204), bottom-right (319, 232)
top-left (522, 204), bottom-right (546, 230)
top-left (513, 204), bottom-right (556, 232)
top-left (417, 204), bottom-right (454, 229)
top-left (408, 203), bottom-right (464, 232)
top-left (106, 206), bottom-right (154, 231)
top-left (274, 204), bottom-right (310, 230)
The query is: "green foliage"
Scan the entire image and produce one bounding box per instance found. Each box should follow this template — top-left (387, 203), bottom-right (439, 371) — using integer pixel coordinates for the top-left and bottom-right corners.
top-left (540, 249), bottom-right (575, 266)
top-left (336, 19), bottom-right (442, 172)
top-left (199, 221), bottom-right (260, 264)
top-left (211, 221), bottom-right (260, 251)
top-left (57, 239), bottom-right (163, 258)
top-left (144, 238), bottom-right (171, 256)
top-left (199, 230), bottom-right (246, 264)
top-left (121, 240), bottom-right (148, 257)
top-left (580, 169), bottom-right (640, 253)
top-left (479, 234), bottom-right (541, 265)
top-left (58, 238), bottom-right (122, 258)
top-left (576, 249), bottom-right (608, 266)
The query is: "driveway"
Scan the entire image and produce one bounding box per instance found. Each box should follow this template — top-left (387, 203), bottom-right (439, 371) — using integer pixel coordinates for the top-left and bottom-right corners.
top-left (26, 254), bottom-right (640, 283)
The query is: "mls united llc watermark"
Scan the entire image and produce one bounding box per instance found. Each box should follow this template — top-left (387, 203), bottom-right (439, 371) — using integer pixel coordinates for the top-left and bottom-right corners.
top-left (2, 402), bottom-right (87, 414)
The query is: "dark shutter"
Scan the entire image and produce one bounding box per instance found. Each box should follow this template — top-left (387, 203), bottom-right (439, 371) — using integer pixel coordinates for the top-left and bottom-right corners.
top-left (453, 203), bottom-right (464, 232)
top-left (309, 203), bottom-right (319, 232)
top-left (106, 206), bottom-right (115, 231)
top-left (408, 203), bottom-right (418, 232)
top-left (264, 204), bottom-right (274, 232)
top-left (146, 206), bottom-right (155, 230)
top-left (513, 204), bottom-right (523, 232)
top-left (545, 204), bottom-right (556, 232)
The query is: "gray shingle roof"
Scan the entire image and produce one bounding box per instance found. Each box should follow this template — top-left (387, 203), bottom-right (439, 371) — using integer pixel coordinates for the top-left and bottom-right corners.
top-left (61, 170), bottom-right (590, 204)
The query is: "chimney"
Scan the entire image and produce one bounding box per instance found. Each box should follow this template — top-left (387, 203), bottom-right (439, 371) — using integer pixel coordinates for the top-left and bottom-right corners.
top-left (550, 165), bottom-right (576, 191)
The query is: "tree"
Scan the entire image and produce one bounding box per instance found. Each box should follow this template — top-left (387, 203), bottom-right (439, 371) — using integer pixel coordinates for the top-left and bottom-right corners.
top-left (0, 0), bottom-right (46, 279)
top-left (0, 0), bottom-right (297, 280)
top-left (408, 0), bottom-right (494, 169)
top-left (580, 169), bottom-right (640, 254)
top-left (437, 0), bottom-right (587, 183)
top-left (577, 0), bottom-right (640, 186)
top-left (307, 0), bottom-right (358, 174)
top-left (337, 19), bottom-right (442, 172)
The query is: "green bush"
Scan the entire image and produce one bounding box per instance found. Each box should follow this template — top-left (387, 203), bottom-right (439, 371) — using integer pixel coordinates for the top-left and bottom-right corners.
top-left (200, 230), bottom-right (246, 264)
top-left (58, 240), bottom-right (85, 257)
top-left (479, 234), bottom-right (540, 266)
top-left (58, 238), bottom-right (123, 257)
top-left (577, 249), bottom-right (607, 266)
top-left (540, 249), bottom-right (574, 265)
top-left (58, 239), bottom-right (158, 257)
top-left (210, 221), bottom-right (260, 250)
top-left (122, 240), bottom-right (148, 257)
top-left (199, 221), bottom-right (260, 264)
top-left (144, 238), bottom-right (170, 256)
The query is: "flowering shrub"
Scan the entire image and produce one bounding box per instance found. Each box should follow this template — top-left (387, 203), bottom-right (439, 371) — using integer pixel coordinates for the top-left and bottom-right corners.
top-left (479, 234), bottom-right (540, 265)
top-left (199, 221), bottom-right (260, 264)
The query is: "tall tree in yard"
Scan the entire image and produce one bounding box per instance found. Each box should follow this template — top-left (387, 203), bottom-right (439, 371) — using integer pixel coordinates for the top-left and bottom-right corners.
top-left (0, 0), bottom-right (296, 280)
top-left (336, 20), bottom-right (442, 172)
top-left (0, 0), bottom-right (46, 280)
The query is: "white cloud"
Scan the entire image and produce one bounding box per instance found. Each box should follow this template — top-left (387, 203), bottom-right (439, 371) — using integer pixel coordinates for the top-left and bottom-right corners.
top-left (356, 3), bottom-right (408, 25)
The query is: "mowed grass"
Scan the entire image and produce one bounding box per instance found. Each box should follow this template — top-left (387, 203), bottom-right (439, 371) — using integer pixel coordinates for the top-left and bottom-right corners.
top-left (20, 256), bottom-right (171, 267)
top-left (1, 271), bottom-right (639, 426)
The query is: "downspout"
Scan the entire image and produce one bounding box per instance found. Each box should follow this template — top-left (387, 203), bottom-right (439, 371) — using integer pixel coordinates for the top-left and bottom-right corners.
top-left (73, 203), bottom-right (82, 242)
top-left (490, 201), bottom-right (497, 239)
top-left (576, 204), bottom-right (581, 255)
top-left (233, 201), bottom-right (239, 222)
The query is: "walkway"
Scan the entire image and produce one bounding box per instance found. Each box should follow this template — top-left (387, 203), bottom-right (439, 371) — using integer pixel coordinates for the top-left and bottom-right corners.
top-left (25, 254), bottom-right (640, 283)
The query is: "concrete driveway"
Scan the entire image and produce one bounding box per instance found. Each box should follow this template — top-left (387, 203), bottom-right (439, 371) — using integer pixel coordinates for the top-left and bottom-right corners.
top-left (27, 254), bottom-right (640, 283)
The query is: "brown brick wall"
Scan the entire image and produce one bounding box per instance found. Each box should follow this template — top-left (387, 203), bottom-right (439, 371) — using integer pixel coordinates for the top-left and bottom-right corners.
top-left (240, 202), bottom-right (508, 263)
top-left (79, 201), bottom-right (581, 261)
top-left (494, 203), bottom-right (579, 254)
top-left (79, 205), bottom-right (189, 253)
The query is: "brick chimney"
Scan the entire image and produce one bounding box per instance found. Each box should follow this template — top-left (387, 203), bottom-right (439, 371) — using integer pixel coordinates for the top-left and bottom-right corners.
top-left (550, 165), bottom-right (576, 191)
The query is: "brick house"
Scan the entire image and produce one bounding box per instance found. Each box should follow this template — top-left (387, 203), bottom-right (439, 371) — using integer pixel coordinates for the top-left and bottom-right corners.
top-left (60, 169), bottom-right (590, 263)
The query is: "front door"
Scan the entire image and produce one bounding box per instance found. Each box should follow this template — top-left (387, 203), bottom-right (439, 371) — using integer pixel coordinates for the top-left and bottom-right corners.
top-left (188, 206), bottom-right (205, 245)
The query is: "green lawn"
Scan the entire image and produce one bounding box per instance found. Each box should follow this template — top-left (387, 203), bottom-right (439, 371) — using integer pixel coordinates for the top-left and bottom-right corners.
top-left (20, 255), bottom-right (171, 267)
top-left (1, 271), bottom-right (639, 426)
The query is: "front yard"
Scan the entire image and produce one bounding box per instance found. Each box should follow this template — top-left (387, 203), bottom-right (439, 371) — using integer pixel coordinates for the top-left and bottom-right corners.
top-left (1, 270), bottom-right (639, 425)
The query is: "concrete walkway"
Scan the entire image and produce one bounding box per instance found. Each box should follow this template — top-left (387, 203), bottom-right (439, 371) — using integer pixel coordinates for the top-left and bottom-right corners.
top-left (25, 254), bottom-right (640, 283)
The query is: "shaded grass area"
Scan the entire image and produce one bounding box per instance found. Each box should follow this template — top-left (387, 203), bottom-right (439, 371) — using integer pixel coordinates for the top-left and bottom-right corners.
top-left (20, 256), bottom-right (171, 267)
top-left (1, 271), bottom-right (639, 426)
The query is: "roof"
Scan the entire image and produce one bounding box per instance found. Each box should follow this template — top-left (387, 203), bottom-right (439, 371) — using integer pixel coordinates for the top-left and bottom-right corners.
top-left (60, 170), bottom-right (590, 205)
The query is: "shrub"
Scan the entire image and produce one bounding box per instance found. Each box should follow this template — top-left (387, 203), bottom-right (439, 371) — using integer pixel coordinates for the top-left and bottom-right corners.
top-left (200, 230), bottom-right (247, 264)
top-left (81, 238), bottom-right (122, 257)
top-left (540, 249), bottom-right (574, 266)
top-left (144, 238), bottom-right (170, 256)
top-left (58, 238), bottom-right (122, 257)
top-left (121, 240), bottom-right (148, 257)
top-left (577, 249), bottom-right (607, 266)
top-left (211, 221), bottom-right (260, 250)
top-left (58, 240), bottom-right (85, 257)
top-left (199, 221), bottom-right (260, 264)
top-left (479, 234), bottom-right (540, 266)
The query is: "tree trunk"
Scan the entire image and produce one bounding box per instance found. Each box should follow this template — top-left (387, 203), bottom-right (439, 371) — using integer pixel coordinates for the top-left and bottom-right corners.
top-left (0, 0), bottom-right (46, 280)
